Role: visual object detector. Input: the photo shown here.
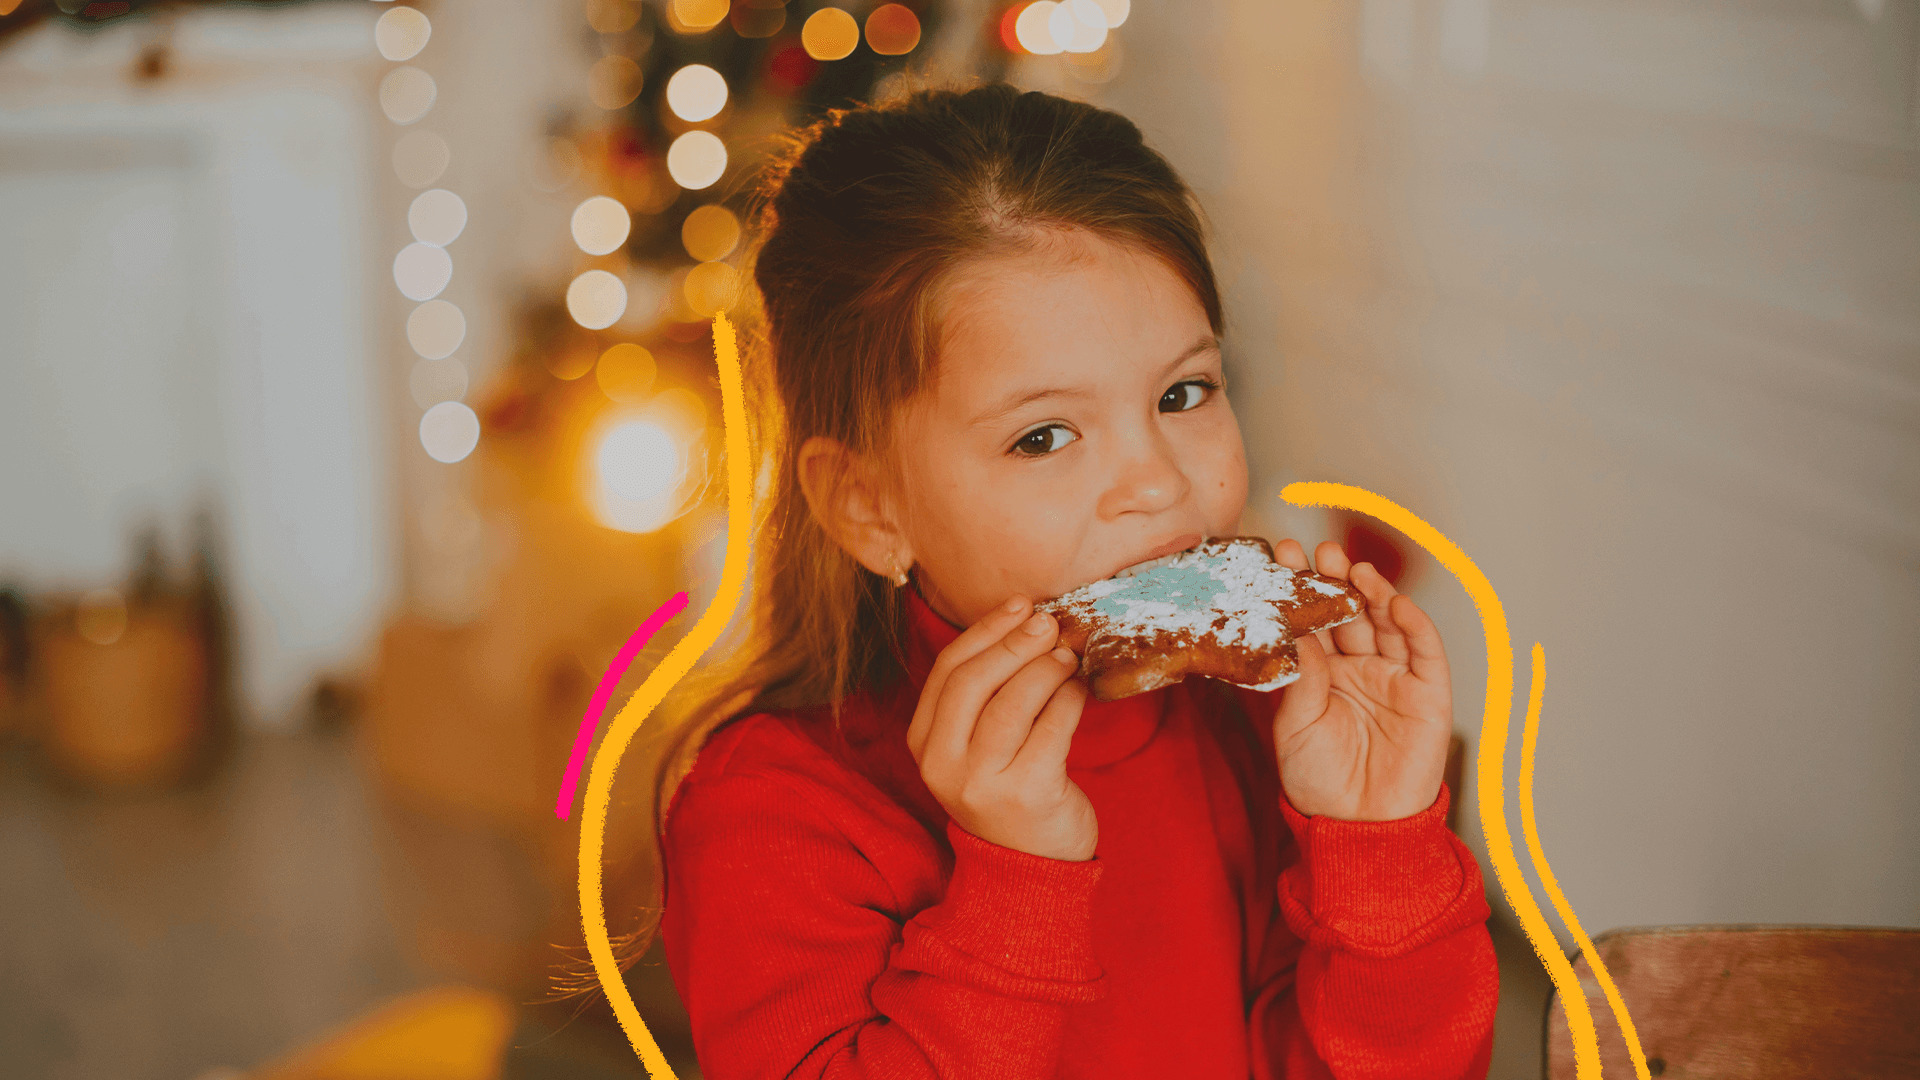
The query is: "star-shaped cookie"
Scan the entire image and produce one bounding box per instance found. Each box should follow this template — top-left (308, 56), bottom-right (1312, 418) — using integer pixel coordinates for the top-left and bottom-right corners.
top-left (1033, 536), bottom-right (1368, 702)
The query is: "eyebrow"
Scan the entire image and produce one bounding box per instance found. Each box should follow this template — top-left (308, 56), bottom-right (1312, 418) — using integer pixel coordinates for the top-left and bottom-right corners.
top-left (969, 333), bottom-right (1222, 429)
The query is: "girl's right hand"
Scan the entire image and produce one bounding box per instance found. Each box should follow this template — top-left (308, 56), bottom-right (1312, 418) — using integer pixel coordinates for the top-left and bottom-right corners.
top-left (905, 595), bottom-right (1097, 862)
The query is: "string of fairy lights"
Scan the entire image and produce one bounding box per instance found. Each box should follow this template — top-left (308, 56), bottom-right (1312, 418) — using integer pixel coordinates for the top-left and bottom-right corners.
top-left (565, 1), bottom-right (1131, 536)
top-left (366, 0), bottom-right (482, 470)
top-left (378, 0), bottom-right (1132, 530)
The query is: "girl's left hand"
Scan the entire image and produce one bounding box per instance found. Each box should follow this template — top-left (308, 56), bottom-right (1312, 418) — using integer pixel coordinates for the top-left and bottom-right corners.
top-left (1268, 539), bottom-right (1454, 822)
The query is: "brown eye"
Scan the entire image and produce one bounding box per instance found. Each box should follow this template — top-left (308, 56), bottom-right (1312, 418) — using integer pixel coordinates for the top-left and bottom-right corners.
top-left (1161, 378), bottom-right (1219, 413)
top-left (1012, 424), bottom-right (1078, 458)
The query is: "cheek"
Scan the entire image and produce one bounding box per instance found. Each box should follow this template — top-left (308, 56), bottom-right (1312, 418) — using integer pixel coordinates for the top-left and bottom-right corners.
top-left (1207, 421), bottom-right (1250, 512)
top-left (986, 478), bottom-right (1073, 544)
top-left (975, 469), bottom-right (1087, 590)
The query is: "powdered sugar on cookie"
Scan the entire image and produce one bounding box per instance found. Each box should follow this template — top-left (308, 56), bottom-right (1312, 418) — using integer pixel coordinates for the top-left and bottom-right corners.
top-left (1032, 536), bottom-right (1369, 700)
top-left (1041, 537), bottom-right (1353, 651)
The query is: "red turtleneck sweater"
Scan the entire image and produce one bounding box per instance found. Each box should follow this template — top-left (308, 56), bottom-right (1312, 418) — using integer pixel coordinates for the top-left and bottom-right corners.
top-left (659, 584), bottom-right (1498, 1079)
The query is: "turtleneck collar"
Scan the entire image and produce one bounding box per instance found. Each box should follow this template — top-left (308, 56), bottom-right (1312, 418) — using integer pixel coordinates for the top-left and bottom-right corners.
top-left (899, 578), bottom-right (1168, 771)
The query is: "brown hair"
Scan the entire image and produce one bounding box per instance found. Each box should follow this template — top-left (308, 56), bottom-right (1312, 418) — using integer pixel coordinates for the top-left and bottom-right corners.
top-left (554, 78), bottom-right (1225, 1001)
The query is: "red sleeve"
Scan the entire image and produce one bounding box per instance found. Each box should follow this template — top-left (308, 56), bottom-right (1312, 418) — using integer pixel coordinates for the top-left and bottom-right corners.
top-left (1247, 781), bottom-right (1499, 1080)
top-left (660, 765), bottom-right (1108, 1079)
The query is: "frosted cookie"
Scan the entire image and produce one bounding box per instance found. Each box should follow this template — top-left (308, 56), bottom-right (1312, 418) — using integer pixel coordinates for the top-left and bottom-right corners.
top-left (1033, 536), bottom-right (1368, 702)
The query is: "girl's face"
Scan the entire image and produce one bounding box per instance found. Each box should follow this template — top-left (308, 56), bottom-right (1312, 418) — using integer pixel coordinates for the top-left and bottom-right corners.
top-left (885, 228), bottom-right (1249, 629)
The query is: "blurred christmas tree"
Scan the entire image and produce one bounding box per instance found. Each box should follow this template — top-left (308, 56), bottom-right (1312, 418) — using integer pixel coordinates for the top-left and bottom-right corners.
top-left (475, 0), bottom-right (975, 484)
top-left (469, 0), bottom-right (1140, 539)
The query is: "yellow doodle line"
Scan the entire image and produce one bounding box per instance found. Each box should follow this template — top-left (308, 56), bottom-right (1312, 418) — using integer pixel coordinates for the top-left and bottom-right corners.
top-left (1280, 482), bottom-right (1646, 1080)
top-left (575, 316), bottom-right (1643, 1076)
top-left (1521, 639), bottom-right (1651, 1078)
top-left (578, 312), bottom-right (754, 1078)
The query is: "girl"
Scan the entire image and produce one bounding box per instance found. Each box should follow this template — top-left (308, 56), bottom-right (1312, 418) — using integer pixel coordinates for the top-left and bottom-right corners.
top-left (625, 82), bottom-right (1497, 1079)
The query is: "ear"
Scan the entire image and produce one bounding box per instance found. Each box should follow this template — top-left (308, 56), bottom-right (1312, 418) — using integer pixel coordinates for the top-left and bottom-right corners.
top-left (796, 435), bottom-right (912, 579)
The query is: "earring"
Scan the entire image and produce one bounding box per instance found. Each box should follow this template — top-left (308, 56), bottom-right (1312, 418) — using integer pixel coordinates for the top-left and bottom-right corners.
top-left (886, 551), bottom-right (909, 587)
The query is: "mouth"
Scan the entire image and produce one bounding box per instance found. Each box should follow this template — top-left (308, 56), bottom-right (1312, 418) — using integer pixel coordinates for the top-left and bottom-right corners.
top-left (1110, 532), bottom-right (1205, 580)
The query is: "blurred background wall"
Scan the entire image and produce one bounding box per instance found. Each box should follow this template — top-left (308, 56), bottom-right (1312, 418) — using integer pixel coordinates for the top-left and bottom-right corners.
top-left (0, 1), bottom-right (394, 725)
top-left (1, 1), bottom-right (1915, 1079)
top-left (1111, 0), bottom-right (1920, 956)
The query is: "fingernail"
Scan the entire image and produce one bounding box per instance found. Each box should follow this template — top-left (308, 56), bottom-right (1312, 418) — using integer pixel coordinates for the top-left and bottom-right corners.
top-left (1022, 612), bottom-right (1051, 635)
top-left (1051, 646), bottom-right (1075, 664)
top-left (1004, 596), bottom-right (1026, 613)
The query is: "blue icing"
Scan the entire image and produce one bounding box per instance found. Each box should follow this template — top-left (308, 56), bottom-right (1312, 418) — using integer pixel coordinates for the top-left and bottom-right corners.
top-left (1093, 565), bottom-right (1225, 620)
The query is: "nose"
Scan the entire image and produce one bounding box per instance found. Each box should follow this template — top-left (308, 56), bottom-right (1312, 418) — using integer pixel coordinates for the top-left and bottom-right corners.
top-left (1097, 426), bottom-right (1190, 519)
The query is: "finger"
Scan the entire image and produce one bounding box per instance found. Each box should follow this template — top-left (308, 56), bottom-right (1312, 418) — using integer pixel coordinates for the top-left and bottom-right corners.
top-left (1273, 629), bottom-right (1330, 754)
top-left (1351, 562), bottom-right (1408, 663)
top-left (923, 609), bottom-right (1062, 772)
top-left (907, 596), bottom-right (1032, 760)
top-left (1337, 561), bottom-right (1402, 659)
top-left (1273, 538), bottom-right (1309, 571)
top-left (1009, 675), bottom-right (1088, 776)
top-left (1311, 626), bottom-right (1336, 661)
top-left (1309, 542), bottom-right (1364, 656)
top-left (1314, 540), bottom-right (1351, 578)
top-left (969, 646), bottom-right (1080, 771)
top-left (1329, 559), bottom-right (1382, 657)
top-left (1392, 594), bottom-right (1450, 688)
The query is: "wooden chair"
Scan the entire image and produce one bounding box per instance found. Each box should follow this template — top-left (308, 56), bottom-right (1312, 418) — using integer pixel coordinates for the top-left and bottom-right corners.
top-left (1543, 924), bottom-right (1920, 1078)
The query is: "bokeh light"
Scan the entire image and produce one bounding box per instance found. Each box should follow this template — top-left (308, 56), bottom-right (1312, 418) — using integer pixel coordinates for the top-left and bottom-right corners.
top-left (764, 41), bottom-right (819, 95)
top-left (666, 130), bottom-right (727, 190)
top-left (1015, 2), bottom-right (1063, 54)
top-left (864, 4), bottom-right (921, 55)
top-left (732, 4), bottom-right (784, 37)
top-left (76, 588), bottom-right (127, 646)
top-left (545, 340), bottom-right (599, 381)
top-left (567, 269), bottom-right (628, 329)
top-left (392, 129), bottom-right (450, 188)
top-left (680, 204), bottom-right (740, 262)
top-left (665, 64), bottom-right (728, 122)
top-left (408, 188), bottom-right (467, 247)
top-left (594, 343), bottom-right (657, 403)
top-left (670, 0), bottom-right (728, 32)
top-left (597, 420), bottom-right (680, 501)
top-left (584, 0), bottom-right (640, 34)
top-left (571, 195), bottom-right (632, 256)
top-left (1052, 0), bottom-right (1107, 53)
top-left (409, 356), bottom-right (469, 409)
top-left (419, 400), bottom-right (480, 463)
top-left (374, 6), bottom-right (431, 61)
top-left (589, 395), bottom-right (713, 532)
top-left (379, 66), bottom-right (437, 124)
top-left (661, 265), bottom-right (700, 323)
top-left (618, 266), bottom-right (674, 332)
top-left (407, 299), bottom-right (466, 359)
top-left (801, 8), bottom-right (859, 61)
top-left (683, 261), bottom-right (740, 316)
top-left (1090, 0), bottom-right (1129, 28)
top-left (588, 55), bottom-right (644, 110)
top-left (590, 415), bottom-right (691, 533)
top-left (651, 386), bottom-right (709, 440)
top-left (394, 242), bottom-right (453, 301)
top-left (1064, 32), bottom-right (1123, 83)
top-left (620, 162), bottom-right (678, 215)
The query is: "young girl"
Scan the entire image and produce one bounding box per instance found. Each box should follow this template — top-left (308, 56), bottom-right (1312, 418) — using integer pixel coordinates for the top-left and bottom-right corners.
top-left (629, 82), bottom-right (1498, 1079)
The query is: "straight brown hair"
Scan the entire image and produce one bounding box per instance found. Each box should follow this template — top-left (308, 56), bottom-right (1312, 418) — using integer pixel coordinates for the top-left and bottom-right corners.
top-left (554, 77), bottom-right (1225, 1002)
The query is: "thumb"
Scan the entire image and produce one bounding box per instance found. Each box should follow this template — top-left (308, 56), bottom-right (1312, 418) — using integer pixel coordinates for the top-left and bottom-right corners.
top-left (1274, 631), bottom-right (1330, 749)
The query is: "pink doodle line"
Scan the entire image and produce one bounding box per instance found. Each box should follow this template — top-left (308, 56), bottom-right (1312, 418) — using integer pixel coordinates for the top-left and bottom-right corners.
top-left (555, 590), bottom-right (690, 821)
